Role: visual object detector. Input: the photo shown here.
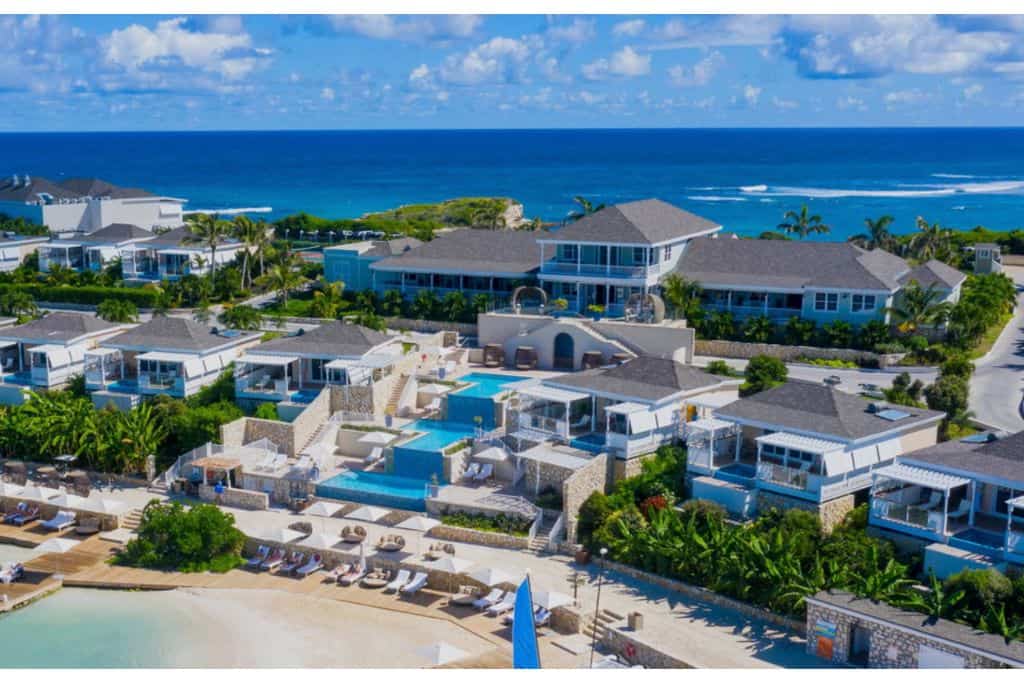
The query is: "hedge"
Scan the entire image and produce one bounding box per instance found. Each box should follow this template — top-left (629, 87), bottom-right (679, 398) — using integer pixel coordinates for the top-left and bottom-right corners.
top-left (0, 283), bottom-right (162, 308)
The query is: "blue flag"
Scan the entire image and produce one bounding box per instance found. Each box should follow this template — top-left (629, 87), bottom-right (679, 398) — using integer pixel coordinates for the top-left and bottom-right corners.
top-left (512, 576), bottom-right (540, 669)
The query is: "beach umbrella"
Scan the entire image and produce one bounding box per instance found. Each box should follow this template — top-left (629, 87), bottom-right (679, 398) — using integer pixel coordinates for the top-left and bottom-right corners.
top-left (531, 589), bottom-right (572, 610)
top-left (396, 515), bottom-right (440, 532)
top-left (16, 485), bottom-right (60, 502)
top-left (472, 446), bottom-right (508, 463)
top-left (345, 505), bottom-right (388, 523)
top-left (469, 567), bottom-right (522, 588)
top-left (303, 501), bottom-right (342, 518)
top-left (35, 537), bottom-right (80, 579)
top-left (417, 642), bottom-right (468, 667)
top-left (301, 532), bottom-right (342, 551)
top-left (98, 527), bottom-right (135, 545)
top-left (428, 556), bottom-right (475, 596)
top-left (255, 527), bottom-right (305, 544)
top-left (357, 431), bottom-right (396, 446)
top-left (49, 493), bottom-right (88, 509)
top-left (78, 496), bottom-right (128, 516)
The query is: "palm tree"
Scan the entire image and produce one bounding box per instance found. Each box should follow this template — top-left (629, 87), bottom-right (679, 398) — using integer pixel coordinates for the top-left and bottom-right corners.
top-left (184, 212), bottom-right (233, 277)
top-left (908, 216), bottom-right (953, 262)
top-left (232, 215), bottom-right (264, 289)
top-left (898, 572), bottom-right (965, 619)
top-left (218, 304), bottom-right (263, 330)
top-left (116, 403), bottom-right (167, 474)
top-left (981, 604), bottom-right (1024, 641)
top-left (381, 289), bottom-right (405, 317)
top-left (849, 215), bottom-right (896, 251)
top-left (776, 205), bottom-right (830, 239)
top-left (256, 251), bottom-right (306, 305)
top-left (567, 196), bottom-right (605, 222)
top-left (309, 278), bottom-right (345, 319)
top-left (743, 315), bottom-right (775, 343)
top-left (660, 273), bottom-right (702, 320)
top-left (96, 299), bottom-right (139, 323)
top-left (885, 280), bottom-right (954, 334)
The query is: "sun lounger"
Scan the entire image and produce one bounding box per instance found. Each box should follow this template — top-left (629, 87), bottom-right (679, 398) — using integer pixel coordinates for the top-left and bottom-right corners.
top-left (339, 563), bottom-right (367, 586)
top-left (247, 545), bottom-right (270, 568)
top-left (474, 588), bottom-right (504, 610)
top-left (261, 548), bottom-right (286, 571)
top-left (461, 463), bottom-right (481, 481)
top-left (296, 554), bottom-right (323, 577)
top-left (473, 463), bottom-right (494, 482)
top-left (486, 593), bottom-right (516, 616)
top-left (425, 397), bottom-right (441, 413)
top-left (280, 552), bottom-right (305, 574)
top-left (3, 502), bottom-right (27, 524)
top-left (324, 562), bottom-right (351, 583)
top-left (534, 608), bottom-right (551, 627)
top-left (0, 562), bottom-right (24, 585)
top-left (12, 505), bottom-right (40, 526)
top-left (41, 510), bottom-right (76, 531)
top-left (364, 447), bottom-right (384, 467)
top-left (450, 587), bottom-right (479, 607)
top-left (400, 571), bottom-right (428, 595)
top-left (385, 569), bottom-right (411, 593)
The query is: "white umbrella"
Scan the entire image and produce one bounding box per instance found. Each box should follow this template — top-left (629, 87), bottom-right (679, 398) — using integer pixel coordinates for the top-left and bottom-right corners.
top-left (472, 446), bottom-right (508, 463)
top-left (255, 527), bottom-right (305, 544)
top-left (303, 501), bottom-right (342, 518)
top-left (417, 642), bottom-right (468, 666)
top-left (428, 556), bottom-right (475, 596)
top-left (418, 383), bottom-right (449, 396)
top-left (78, 496), bottom-right (128, 516)
top-left (16, 485), bottom-right (59, 502)
top-left (357, 431), bottom-right (396, 446)
top-left (532, 589), bottom-right (572, 610)
top-left (345, 505), bottom-right (389, 523)
top-left (301, 532), bottom-right (342, 551)
top-left (469, 567), bottom-right (521, 587)
top-left (50, 493), bottom-right (87, 509)
top-left (395, 515), bottom-right (440, 533)
top-left (35, 537), bottom-right (80, 579)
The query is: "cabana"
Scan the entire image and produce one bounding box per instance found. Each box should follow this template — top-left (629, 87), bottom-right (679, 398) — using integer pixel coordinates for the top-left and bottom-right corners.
top-left (28, 344), bottom-right (88, 388)
top-left (513, 384), bottom-right (592, 440)
top-left (684, 417), bottom-right (743, 476)
top-left (235, 353), bottom-right (297, 400)
top-left (870, 463), bottom-right (973, 536)
top-left (514, 346), bottom-right (537, 370)
top-left (756, 431), bottom-right (872, 500)
top-left (604, 401), bottom-right (679, 458)
top-left (189, 456), bottom-right (243, 488)
top-left (483, 343), bottom-right (504, 368)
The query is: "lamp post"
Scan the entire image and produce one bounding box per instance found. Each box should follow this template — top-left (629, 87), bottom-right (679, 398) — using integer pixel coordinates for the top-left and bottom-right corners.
top-left (589, 547), bottom-right (608, 668)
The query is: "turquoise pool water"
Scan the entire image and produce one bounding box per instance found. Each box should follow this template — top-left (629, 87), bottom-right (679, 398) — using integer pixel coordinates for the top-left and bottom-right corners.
top-left (316, 470), bottom-right (430, 511)
top-left (453, 372), bottom-right (522, 399)
top-left (401, 419), bottom-right (476, 451)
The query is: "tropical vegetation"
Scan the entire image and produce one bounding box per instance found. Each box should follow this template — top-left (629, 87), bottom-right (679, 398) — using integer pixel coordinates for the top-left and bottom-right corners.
top-left (776, 205), bottom-right (831, 239)
top-left (117, 500), bottom-right (246, 573)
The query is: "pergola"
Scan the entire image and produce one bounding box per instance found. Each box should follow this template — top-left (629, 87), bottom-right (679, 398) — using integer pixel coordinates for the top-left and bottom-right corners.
top-left (190, 456), bottom-right (243, 488)
top-left (84, 347), bottom-right (123, 385)
top-left (236, 353), bottom-right (297, 393)
top-left (872, 462), bottom-right (974, 535)
top-left (684, 416), bottom-right (741, 472)
top-left (325, 353), bottom-right (395, 386)
top-left (515, 384), bottom-right (593, 439)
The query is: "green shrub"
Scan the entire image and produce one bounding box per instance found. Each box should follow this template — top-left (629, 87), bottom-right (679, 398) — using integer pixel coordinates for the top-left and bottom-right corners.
top-left (535, 485), bottom-right (564, 510)
top-left (740, 355), bottom-right (787, 396)
top-left (945, 569), bottom-right (1014, 621)
top-left (706, 359), bottom-right (740, 377)
top-left (254, 402), bottom-right (279, 420)
top-left (117, 500), bottom-right (246, 573)
top-left (0, 283), bottom-right (161, 307)
top-left (441, 511), bottom-right (532, 536)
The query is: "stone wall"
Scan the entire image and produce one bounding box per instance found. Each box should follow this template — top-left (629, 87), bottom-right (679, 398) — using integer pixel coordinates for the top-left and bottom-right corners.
top-left (427, 524), bottom-right (530, 550)
top-left (695, 339), bottom-right (905, 369)
top-left (198, 483), bottom-right (268, 510)
top-left (521, 457), bottom-right (577, 498)
top-left (290, 386), bottom-right (332, 452)
top-left (756, 490), bottom-right (856, 533)
top-left (329, 384), bottom-right (374, 417)
top-left (384, 317), bottom-right (478, 336)
top-left (219, 417), bottom-right (247, 448)
top-left (603, 624), bottom-right (694, 669)
top-left (562, 453), bottom-right (611, 543)
top-left (612, 452), bottom-right (650, 482)
top-left (241, 473), bottom-right (315, 505)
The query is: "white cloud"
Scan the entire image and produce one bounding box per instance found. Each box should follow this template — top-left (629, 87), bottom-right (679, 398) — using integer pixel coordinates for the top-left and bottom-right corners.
top-left (438, 36), bottom-right (532, 85)
top-left (613, 19), bottom-right (646, 38)
top-left (667, 50), bottom-right (724, 87)
top-left (408, 63), bottom-right (435, 91)
top-left (772, 95), bottom-right (798, 110)
top-left (743, 84), bottom-right (762, 106)
top-left (836, 95), bottom-right (867, 111)
top-left (650, 16), bottom-right (781, 49)
top-left (884, 88), bottom-right (930, 108)
top-left (546, 18), bottom-right (595, 44)
top-left (582, 46), bottom-right (651, 81)
top-left (320, 87), bottom-right (335, 101)
top-left (962, 83), bottom-right (983, 100)
top-left (324, 15), bottom-right (481, 43)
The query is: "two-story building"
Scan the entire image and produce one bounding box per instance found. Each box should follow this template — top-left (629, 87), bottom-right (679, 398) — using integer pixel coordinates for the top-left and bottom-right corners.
top-left (86, 316), bottom-right (262, 410)
top-left (323, 237), bottom-right (422, 291)
top-left (0, 312), bottom-right (126, 404)
top-left (39, 223), bottom-right (157, 274)
top-left (868, 431), bottom-right (1024, 578)
top-left (121, 226), bottom-right (246, 281)
top-left (0, 233), bottom-right (50, 272)
top-left (687, 380), bottom-right (945, 529)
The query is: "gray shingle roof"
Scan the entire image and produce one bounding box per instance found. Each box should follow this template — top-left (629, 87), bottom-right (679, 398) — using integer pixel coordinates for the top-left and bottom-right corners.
top-left (0, 312), bottom-right (119, 344)
top-left (364, 237), bottom-right (423, 258)
top-left (143, 226), bottom-right (239, 249)
top-left (547, 356), bottom-right (735, 402)
top-left (899, 259), bottom-right (967, 290)
top-left (678, 236), bottom-right (912, 291)
top-left (715, 379), bottom-right (943, 442)
top-left (809, 591), bottom-right (1024, 665)
top-left (103, 316), bottom-right (258, 353)
top-left (545, 199), bottom-right (721, 245)
top-left (371, 229), bottom-right (544, 275)
top-left (0, 176), bottom-right (79, 203)
top-left (902, 431), bottom-right (1024, 486)
top-left (58, 177), bottom-right (155, 199)
top-left (253, 321), bottom-right (394, 357)
top-left (76, 223), bottom-right (154, 245)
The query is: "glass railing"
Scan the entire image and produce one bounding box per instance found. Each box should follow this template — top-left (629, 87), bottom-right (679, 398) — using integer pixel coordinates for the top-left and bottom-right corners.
top-left (541, 262), bottom-right (659, 278)
top-left (757, 462), bottom-right (814, 491)
top-left (871, 498), bottom-right (937, 530)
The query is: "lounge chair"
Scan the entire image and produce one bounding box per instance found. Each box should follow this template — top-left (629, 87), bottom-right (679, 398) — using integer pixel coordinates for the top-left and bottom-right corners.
top-left (324, 562), bottom-right (351, 583)
top-left (360, 568), bottom-right (391, 589)
top-left (247, 545), bottom-right (270, 568)
top-left (3, 502), bottom-right (27, 524)
top-left (425, 397), bottom-right (441, 414)
top-left (280, 552), bottom-right (305, 574)
top-left (364, 447), bottom-right (384, 467)
top-left (504, 605), bottom-right (543, 626)
top-left (461, 463), bottom-right (481, 482)
top-left (570, 414), bottom-right (591, 432)
top-left (339, 562), bottom-right (367, 586)
top-left (948, 499), bottom-right (972, 520)
top-left (400, 571), bottom-right (428, 595)
top-left (473, 588), bottom-right (503, 610)
top-left (0, 562), bottom-right (24, 585)
top-left (12, 505), bottom-right (39, 526)
top-left (921, 490), bottom-right (943, 511)
top-left (486, 592), bottom-right (516, 616)
top-left (385, 569), bottom-right (412, 592)
top-left (375, 535), bottom-right (405, 552)
top-left (342, 525), bottom-right (367, 544)
top-left (450, 587), bottom-right (479, 607)
top-left (41, 510), bottom-right (76, 532)
top-left (473, 463), bottom-right (494, 482)
top-left (296, 554), bottom-right (323, 577)
top-left (75, 518), bottom-right (101, 536)
top-left (261, 548), bottom-right (286, 571)
top-left (534, 608), bottom-right (551, 627)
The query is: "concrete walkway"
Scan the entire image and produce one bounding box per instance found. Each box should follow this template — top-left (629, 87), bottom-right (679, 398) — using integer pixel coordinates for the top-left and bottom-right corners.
top-left (969, 265), bottom-right (1024, 433)
top-left (693, 355), bottom-right (938, 394)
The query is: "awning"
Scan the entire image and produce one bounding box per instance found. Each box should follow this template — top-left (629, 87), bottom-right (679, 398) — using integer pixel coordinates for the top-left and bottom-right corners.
top-left (355, 353), bottom-right (397, 369)
top-left (158, 248), bottom-right (196, 256)
top-left (203, 354), bottom-right (223, 373)
top-left (1007, 495), bottom-right (1024, 510)
top-left (325, 358), bottom-right (358, 370)
top-left (86, 347), bottom-right (121, 358)
top-left (876, 439), bottom-right (902, 461)
top-left (851, 444), bottom-right (882, 469)
top-left (686, 417), bottom-right (736, 432)
top-left (873, 463), bottom-right (971, 491)
top-left (239, 353), bottom-right (297, 367)
top-left (757, 431), bottom-right (845, 454)
top-left (628, 411), bottom-right (656, 434)
top-left (605, 401), bottom-right (648, 415)
top-left (138, 351), bottom-right (193, 364)
top-left (687, 393), bottom-right (738, 410)
top-left (521, 384), bottom-right (591, 404)
top-left (31, 344), bottom-right (84, 368)
top-left (653, 405), bottom-right (679, 429)
top-left (183, 359), bottom-right (204, 378)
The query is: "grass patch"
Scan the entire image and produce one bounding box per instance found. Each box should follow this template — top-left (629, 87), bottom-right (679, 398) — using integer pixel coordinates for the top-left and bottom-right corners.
top-left (969, 311), bottom-right (1013, 360)
top-left (440, 511), bottom-right (532, 537)
top-left (443, 439), bottom-right (470, 455)
top-left (797, 357), bottom-right (860, 369)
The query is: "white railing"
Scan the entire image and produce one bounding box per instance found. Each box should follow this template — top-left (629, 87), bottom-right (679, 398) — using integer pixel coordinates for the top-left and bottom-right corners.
top-left (156, 441), bottom-right (219, 488)
top-left (546, 512), bottom-right (565, 552)
top-left (541, 261), bottom-right (660, 279)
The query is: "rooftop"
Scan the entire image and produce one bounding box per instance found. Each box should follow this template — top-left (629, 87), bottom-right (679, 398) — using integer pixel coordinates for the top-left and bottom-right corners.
top-left (371, 228), bottom-right (545, 275)
top-left (543, 199), bottom-right (721, 245)
top-left (103, 316), bottom-right (259, 353)
top-left (678, 236), bottom-right (915, 291)
top-left (546, 355), bottom-right (738, 402)
top-left (901, 430), bottom-right (1024, 486)
top-left (253, 320), bottom-right (395, 358)
top-left (0, 175), bottom-right (163, 204)
top-left (715, 379), bottom-right (944, 442)
top-left (899, 259), bottom-right (968, 290)
top-left (0, 312), bottom-right (120, 344)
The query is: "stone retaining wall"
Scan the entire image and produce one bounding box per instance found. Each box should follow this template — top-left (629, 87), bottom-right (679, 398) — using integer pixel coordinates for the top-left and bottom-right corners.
top-left (562, 453), bottom-right (611, 544)
top-left (427, 524), bottom-right (530, 550)
top-left (695, 339), bottom-right (905, 368)
top-left (603, 624), bottom-right (694, 669)
top-left (756, 490), bottom-right (856, 533)
top-left (384, 317), bottom-right (478, 336)
top-left (198, 484), bottom-right (269, 510)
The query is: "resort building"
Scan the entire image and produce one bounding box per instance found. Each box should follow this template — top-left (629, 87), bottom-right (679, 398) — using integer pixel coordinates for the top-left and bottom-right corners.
top-left (120, 227), bottom-right (245, 281)
top-left (0, 233), bottom-right (50, 272)
top-left (687, 380), bottom-right (944, 528)
top-left (0, 174), bottom-right (186, 236)
top-left (38, 223), bottom-right (157, 273)
top-left (868, 431), bottom-right (1024, 578)
top-left (323, 237), bottom-right (422, 291)
top-left (85, 317), bottom-right (262, 410)
top-left (235, 321), bottom-right (406, 416)
top-left (0, 312), bottom-right (126, 404)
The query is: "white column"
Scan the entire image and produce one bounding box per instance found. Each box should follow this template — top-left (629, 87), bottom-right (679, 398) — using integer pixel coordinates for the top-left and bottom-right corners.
top-left (942, 493), bottom-right (950, 536)
top-left (733, 429), bottom-right (741, 464)
top-left (727, 291), bottom-right (733, 311)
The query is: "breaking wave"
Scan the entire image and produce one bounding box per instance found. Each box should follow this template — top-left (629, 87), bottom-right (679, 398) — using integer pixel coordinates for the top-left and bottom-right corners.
top-left (687, 195), bottom-right (747, 202)
top-left (736, 179), bottom-right (1024, 199)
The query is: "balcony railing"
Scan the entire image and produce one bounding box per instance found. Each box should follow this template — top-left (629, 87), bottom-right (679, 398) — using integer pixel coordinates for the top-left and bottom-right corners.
top-left (541, 261), bottom-right (662, 279)
top-left (757, 461), bottom-right (816, 492)
top-left (870, 498), bottom-right (943, 532)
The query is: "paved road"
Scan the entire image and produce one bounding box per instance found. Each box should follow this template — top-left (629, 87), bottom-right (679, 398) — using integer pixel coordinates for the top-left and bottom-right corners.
top-left (969, 265), bottom-right (1024, 433)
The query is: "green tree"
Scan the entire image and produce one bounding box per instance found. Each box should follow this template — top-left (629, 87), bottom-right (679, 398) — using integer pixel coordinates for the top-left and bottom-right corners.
top-left (0, 290), bottom-right (39, 320)
top-left (660, 273), bottom-right (703, 321)
top-left (821, 320), bottom-right (854, 348)
top-left (115, 402), bottom-right (168, 473)
top-left (254, 402), bottom-right (279, 420)
top-left (184, 213), bottom-right (234, 277)
top-left (442, 290), bottom-right (468, 322)
top-left (783, 316), bottom-right (817, 345)
top-left (741, 355), bottom-right (787, 396)
top-left (849, 215), bottom-right (896, 252)
top-left (96, 299), bottom-right (139, 323)
top-left (567, 196), bottom-right (605, 222)
top-left (410, 289), bottom-right (440, 320)
top-left (776, 205), bottom-right (830, 239)
top-left (381, 289), bottom-right (405, 317)
top-left (700, 311), bottom-right (737, 340)
top-left (899, 572), bottom-right (965, 619)
top-left (471, 293), bottom-right (492, 314)
top-left (908, 216), bottom-right (953, 262)
top-left (743, 315), bottom-right (775, 343)
top-left (218, 304), bottom-right (263, 330)
top-left (231, 214), bottom-right (267, 289)
top-left (309, 278), bottom-right (345, 319)
top-left (257, 250), bottom-right (306, 304)
top-left (857, 319), bottom-right (891, 350)
top-left (886, 280), bottom-right (953, 334)
top-left (347, 309), bottom-right (386, 332)
top-left (118, 500), bottom-right (246, 573)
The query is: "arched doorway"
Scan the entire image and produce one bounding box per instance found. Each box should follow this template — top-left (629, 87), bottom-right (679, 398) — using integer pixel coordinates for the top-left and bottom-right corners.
top-left (553, 332), bottom-right (575, 370)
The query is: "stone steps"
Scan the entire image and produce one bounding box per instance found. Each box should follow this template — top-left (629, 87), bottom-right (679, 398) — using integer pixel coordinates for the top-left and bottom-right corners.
top-left (386, 374), bottom-right (409, 416)
top-left (120, 508), bottom-right (144, 531)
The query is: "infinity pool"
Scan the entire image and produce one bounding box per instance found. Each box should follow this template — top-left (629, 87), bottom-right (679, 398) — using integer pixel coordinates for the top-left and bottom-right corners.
top-left (400, 419), bottom-right (476, 451)
top-left (316, 470), bottom-right (431, 511)
top-left (453, 372), bottom-right (523, 399)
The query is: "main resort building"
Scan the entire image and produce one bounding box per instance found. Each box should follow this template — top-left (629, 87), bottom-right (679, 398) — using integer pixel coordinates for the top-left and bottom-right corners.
top-left (325, 198), bottom-right (965, 326)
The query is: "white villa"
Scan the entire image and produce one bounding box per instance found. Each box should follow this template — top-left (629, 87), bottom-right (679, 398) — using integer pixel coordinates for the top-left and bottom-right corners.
top-left (39, 223), bottom-right (156, 273)
top-left (0, 233), bottom-right (49, 272)
top-left (121, 227), bottom-right (246, 281)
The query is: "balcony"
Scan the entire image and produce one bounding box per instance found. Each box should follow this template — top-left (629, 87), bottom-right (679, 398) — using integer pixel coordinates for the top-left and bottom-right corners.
top-left (541, 260), bottom-right (662, 280)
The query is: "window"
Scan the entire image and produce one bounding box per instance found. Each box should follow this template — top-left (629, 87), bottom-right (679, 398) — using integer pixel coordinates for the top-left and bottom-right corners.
top-left (310, 358), bottom-right (326, 382)
top-left (814, 292), bottom-right (838, 311)
top-left (852, 294), bottom-right (877, 313)
top-left (561, 244), bottom-right (578, 262)
top-left (663, 244), bottom-right (672, 260)
top-left (632, 247), bottom-right (646, 264)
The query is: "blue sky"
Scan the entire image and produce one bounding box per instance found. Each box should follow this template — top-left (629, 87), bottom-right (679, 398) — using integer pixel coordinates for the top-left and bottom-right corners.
top-left (3, 14), bottom-right (1024, 130)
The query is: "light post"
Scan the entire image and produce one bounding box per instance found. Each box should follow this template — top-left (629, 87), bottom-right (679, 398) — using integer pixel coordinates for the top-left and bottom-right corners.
top-left (589, 547), bottom-right (608, 668)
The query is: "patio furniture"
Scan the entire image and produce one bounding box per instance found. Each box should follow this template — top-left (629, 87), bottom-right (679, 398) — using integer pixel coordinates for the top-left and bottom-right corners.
top-left (948, 499), bottom-right (971, 520)
top-left (3, 460), bottom-right (27, 485)
top-left (385, 569), bottom-right (411, 593)
top-left (921, 490), bottom-right (943, 511)
top-left (3, 502), bottom-right (27, 524)
top-left (75, 518), bottom-right (101, 536)
top-left (36, 466), bottom-right (59, 488)
top-left (424, 397), bottom-right (442, 414)
top-left (473, 588), bottom-right (503, 610)
top-left (581, 351), bottom-right (604, 370)
top-left (66, 471), bottom-right (91, 497)
top-left (40, 510), bottom-right (76, 532)
top-left (400, 571), bottom-right (429, 595)
top-left (375, 535), bottom-right (406, 552)
top-left (360, 568), bottom-right (392, 589)
top-left (0, 562), bottom-right (24, 585)
top-left (570, 414), bottom-right (592, 432)
top-left (11, 505), bottom-right (39, 526)
top-left (485, 592), bottom-right (516, 616)
top-left (364, 447), bottom-right (384, 467)
top-left (261, 548), bottom-right (286, 571)
top-left (461, 463), bottom-right (481, 481)
top-left (341, 525), bottom-right (367, 543)
top-left (324, 562), bottom-right (351, 583)
top-left (280, 552), bottom-right (305, 574)
top-left (473, 463), bottom-right (494, 482)
top-left (483, 344), bottom-right (505, 368)
top-left (296, 554), bottom-right (323, 577)
top-left (247, 545), bottom-right (270, 568)
top-left (339, 562), bottom-right (367, 586)
top-left (514, 346), bottom-right (537, 370)
top-left (450, 586), bottom-right (479, 606)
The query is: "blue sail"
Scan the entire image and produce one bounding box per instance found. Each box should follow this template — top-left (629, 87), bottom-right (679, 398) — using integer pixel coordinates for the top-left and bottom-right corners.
top-left (512, 576), bottom-right (541, 669)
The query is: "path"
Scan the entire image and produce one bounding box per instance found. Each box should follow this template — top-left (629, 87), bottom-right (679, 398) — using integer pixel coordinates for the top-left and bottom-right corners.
top-left (969, 265), bottom-right (1024, 432)
top-left (693, 355), bottom-right (938, 394)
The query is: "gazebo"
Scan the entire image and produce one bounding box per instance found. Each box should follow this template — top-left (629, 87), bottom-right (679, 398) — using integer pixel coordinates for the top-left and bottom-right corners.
top-left (684, 417), bottom-right (742, 476)
top-left (513, 384), bottom-right (593, 440)
top-left (189, 456), bottom-right (243, 488)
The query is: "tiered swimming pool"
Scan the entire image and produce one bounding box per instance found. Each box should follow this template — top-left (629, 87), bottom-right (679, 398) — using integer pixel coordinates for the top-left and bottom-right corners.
top-left (316, 470), bottom-right (431, 511)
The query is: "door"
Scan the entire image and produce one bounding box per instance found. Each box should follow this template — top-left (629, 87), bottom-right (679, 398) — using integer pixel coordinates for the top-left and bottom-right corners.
top-left (848, 625), bottom-right (870, 666)
top-left (918, 645), bottom-right (965, 668)
top-left (553, 332), bottom-right (575, 371)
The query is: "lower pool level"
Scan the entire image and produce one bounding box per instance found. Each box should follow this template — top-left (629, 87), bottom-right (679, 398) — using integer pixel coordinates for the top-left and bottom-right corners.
top-left (316, 470), bottom-right (434, 511)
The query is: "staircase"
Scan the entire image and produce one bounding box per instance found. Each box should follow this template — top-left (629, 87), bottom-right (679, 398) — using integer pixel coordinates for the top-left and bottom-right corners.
top-left (528, 512), bottom-right (557, 553)
top-left (386, 374), bottom-right (410, 416)
top-left (582, 607), bottom-right (621, 642)
top-left (120, 508), bottom-right (145, 532)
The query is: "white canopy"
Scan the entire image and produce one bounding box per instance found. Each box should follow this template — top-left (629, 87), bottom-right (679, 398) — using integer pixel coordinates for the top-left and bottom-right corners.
top-left (0, 482), bottom-right (24, 497)
top-left (686, 417), bottom-right (736, 433)
top-left (1007, 495), bottom-right (1024, 510)
top-left (302, 501), bottom-right (343, 518)
top-left (31, 344), bottom-right (86, 368)
top-left (345, 505), bottom-right (389, 523)
top-left (522, 384), bottom-right (591, 404)
top-left (138, 351), bottom-right (193, 364)
top-left (357, 431), bottom-right (397, 445)
top-left (78, 496), bottom-right (129, 515)
top-left (468, 567), bottom-right (522, 587)
top-left (300, 532), bottom-right (343, 550)
top-left (531, 589), bottom-right (573, 609)
top-left (418, 383), bottom-right (450, 396)
top-left (472, 446), bottom-right (509, 463)
top-left (427, 556), bottom-right (475, 575)
top-left (653, 405), bottom-right (679, 429)
top-left (629, 410), bottom-right (656, 434)
top-left (203, 354), bottom-right (224, 374)
top-left (35, 538), bottom-right (80, 554)
top-left (605, 401), bottom-right (647, 415)
top-left (416, 642), bottom-right (468, 666)
top-left (15, 485), bottom-right (60, 502)
top-left (253, 527), bottom-right (306, 544)
top-left (395, 515), bottom-right (441, 532)
top-left (873, 463), bottom-right (971, 492)
top-left (240, 353), bottom-right (297, 367)
top-left (757, 431), bottom-right (845, 455)
top-left (50, 493), bottom-right (88, 509)
top-left (86, 347), bottom-right (121, 358)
